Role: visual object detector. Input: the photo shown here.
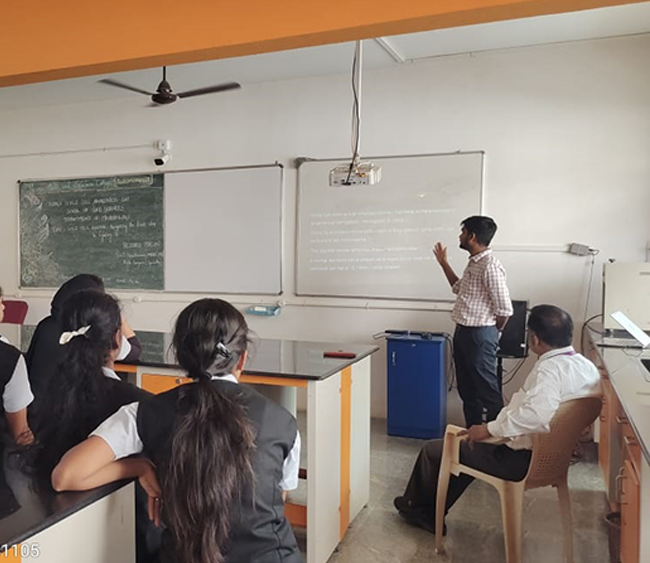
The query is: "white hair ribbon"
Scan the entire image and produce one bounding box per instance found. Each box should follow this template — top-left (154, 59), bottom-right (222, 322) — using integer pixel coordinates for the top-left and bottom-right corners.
top-left (59, 325), bottom-right (91, 345)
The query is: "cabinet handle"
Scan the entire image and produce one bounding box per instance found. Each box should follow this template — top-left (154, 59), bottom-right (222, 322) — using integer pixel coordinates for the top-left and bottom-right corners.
top-left (624, 436), bottom-right (638, 447)
top-left (627, 460), bottom-right (640, 487)
top-left (175, 378), bottom-right (183, 385)
top-left (617, 470), bottom-right (627, 505)
top-left (616, 416), bottom-right (629, 425)
top-left (391, 351), bottom-right (397, 366)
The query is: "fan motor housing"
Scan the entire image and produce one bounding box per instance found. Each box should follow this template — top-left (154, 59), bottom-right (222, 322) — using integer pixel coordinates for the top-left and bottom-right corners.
top-left (152, 92), bottom-right (177, 104)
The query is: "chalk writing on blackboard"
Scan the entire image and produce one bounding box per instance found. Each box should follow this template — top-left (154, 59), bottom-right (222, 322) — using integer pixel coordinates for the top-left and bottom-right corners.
top-left (20, 174), bottom-right (164, 289)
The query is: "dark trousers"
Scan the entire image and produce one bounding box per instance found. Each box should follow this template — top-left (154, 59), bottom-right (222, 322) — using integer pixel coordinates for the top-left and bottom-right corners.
top-left (400, 439), bottom-right (532, 522)
top-left (454, 325), bottom-right (503, 426)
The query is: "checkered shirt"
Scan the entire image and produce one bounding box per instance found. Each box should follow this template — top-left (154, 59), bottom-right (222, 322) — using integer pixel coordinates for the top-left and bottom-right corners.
top-left (451, 249), bottom-right (513, 327)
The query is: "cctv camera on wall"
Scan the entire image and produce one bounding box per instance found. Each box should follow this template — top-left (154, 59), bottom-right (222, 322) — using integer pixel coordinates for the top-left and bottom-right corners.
top-left (153, 139), bottom-right (172, 166)
top-left (154, 153), bottom-right (171, 166)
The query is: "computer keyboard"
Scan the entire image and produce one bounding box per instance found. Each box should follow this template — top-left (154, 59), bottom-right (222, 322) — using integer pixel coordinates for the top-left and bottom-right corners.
top-left (599, 337), bottom-right (645, 349)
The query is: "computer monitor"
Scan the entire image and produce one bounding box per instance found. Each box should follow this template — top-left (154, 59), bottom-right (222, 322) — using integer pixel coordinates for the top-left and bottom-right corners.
top-left (498, 300), bottom-right (528, 359)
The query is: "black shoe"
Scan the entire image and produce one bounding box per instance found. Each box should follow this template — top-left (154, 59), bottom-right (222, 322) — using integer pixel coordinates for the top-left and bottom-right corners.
top-left (393, 497), bottom-right (446, 536)
top-left (393, 496), bottom-right (411, 513)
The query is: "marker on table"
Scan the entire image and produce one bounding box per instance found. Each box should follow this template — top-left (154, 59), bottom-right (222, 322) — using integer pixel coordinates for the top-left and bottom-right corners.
top-left (323, 351), bottom-right (357, 359)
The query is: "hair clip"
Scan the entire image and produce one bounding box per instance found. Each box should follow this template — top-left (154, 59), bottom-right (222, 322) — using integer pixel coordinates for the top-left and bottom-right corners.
top-left (216, 342), bottom-right (232, 359)
top-left (59, 325), bottom-right (91, 345)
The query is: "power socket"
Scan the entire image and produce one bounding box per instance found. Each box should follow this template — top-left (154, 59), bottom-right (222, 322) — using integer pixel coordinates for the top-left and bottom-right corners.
top-left (568, 242), bottom-right (590, 256)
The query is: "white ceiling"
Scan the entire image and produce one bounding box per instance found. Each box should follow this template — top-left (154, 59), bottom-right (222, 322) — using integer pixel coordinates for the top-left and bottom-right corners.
top-left (1, 2), bottom-right (649, 111)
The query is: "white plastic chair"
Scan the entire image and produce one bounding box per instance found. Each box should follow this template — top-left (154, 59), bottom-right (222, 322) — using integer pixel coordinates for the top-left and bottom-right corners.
top-left (435, 397), bottom-right (602, 562)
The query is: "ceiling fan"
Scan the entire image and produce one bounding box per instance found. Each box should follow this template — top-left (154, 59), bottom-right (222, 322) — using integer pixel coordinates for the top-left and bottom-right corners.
top-left (98, 66), bottom-right (241, 106)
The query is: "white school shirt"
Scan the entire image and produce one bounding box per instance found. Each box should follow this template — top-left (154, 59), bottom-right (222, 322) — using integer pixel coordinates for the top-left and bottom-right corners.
top-left (92, 374), bottom-right (301, 491)
top-left (117, 336), bottom-right (132, 361)
top-left (487, 346), bottom-right (602, 450)
top-left (1, 335), bottom-right (34, 413)
top-left (101, 366), bottom-right (121, 381)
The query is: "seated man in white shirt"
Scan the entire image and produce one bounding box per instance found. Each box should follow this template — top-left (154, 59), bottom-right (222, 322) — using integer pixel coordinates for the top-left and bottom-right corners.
top-left (393, 304), bottom-right (602, 533)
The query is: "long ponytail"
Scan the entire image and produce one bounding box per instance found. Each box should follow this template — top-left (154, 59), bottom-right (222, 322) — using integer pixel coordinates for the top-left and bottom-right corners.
top-left (164, 299), bottom-right (256, 563)
top-left (30, 289), bottom-right (122, 475)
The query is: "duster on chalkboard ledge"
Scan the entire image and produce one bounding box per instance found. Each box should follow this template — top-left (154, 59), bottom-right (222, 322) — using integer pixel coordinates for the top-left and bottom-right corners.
top-left (99, 66), bottom-right (241, 107)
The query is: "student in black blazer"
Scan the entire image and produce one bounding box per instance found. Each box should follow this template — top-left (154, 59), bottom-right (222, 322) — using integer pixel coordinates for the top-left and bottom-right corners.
top-left (25, 274), bottom-right (142, 400)
top-left (52, 298), bottom-right (303, 563)
top-left (0, 286), bottom-right (34, 445)
top-left (25, 289), bottom-right (159, 563)
top-left (28, 289), bottom-right (148, 476)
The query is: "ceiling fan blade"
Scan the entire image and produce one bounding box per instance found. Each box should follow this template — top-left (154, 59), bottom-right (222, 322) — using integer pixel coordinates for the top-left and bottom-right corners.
top-left (176, 82), bottom-right (241, 99)
top-left (98, 79), bottom-right (154, 96)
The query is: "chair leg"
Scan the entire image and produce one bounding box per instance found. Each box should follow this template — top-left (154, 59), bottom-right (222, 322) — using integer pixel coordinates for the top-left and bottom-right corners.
top-left (435, 436), bottom-right (454, 554)
top-left (555, 480), bottom-right (574, 563)
top-left (499, 483), bottom-right (524, 563)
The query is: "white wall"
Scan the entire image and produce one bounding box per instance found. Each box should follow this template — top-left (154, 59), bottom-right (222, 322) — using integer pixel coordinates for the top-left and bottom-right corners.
top-left (1, 34), bottom-right (649, 417)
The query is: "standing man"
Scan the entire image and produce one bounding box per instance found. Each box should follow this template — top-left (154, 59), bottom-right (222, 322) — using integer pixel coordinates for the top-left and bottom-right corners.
top-left (433, 216), bottom-right (513, 426)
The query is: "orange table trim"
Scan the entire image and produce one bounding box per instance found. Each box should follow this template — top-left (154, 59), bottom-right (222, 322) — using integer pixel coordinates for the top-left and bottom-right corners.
top-left (114, 363), bottom-right (137, 374)
top-left (141, 373), bottom-right (192, 395)
top-left (239, 375), bottom-right (307, 388)
top-left (117, 365), bottom-right (310, 389)
top-left (1, 544), bottom-right (21, 561)
top-left (285, 502), bottom-right (307, 529)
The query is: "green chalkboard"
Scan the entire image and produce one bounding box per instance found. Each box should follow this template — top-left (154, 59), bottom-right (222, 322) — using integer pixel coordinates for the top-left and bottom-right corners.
top-left (20, 174), bottom-right (164, 290)
top-left (136, 331), bottom-right (169, 364)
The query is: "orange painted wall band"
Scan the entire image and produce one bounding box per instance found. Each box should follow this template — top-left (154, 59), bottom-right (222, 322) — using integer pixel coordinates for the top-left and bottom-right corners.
top-left (1, 1), bottom-right (644, 86)
top-left (339, 366), bottom-right (352, 540)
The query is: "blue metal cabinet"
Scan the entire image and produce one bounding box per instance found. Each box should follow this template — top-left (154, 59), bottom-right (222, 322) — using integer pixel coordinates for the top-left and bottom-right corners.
top-left (386, 333), bottom-right (447, 439)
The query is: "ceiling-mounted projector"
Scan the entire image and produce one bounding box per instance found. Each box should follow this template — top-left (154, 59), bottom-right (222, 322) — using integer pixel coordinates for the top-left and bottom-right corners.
top-left (329, 40), bottom-right (382, 188)
top-left (329, 161), bottom-right (382, 186)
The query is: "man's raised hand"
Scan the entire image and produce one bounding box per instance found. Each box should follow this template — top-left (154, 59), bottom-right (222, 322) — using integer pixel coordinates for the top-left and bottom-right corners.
top-left (432, 242), bottom-right (448, 265)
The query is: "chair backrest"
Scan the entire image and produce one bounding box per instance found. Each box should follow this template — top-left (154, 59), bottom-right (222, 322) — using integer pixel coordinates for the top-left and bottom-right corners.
top-left (524, 397), bottom-right (602, 489)
top-left (2, 300), bottom-right (29, 325)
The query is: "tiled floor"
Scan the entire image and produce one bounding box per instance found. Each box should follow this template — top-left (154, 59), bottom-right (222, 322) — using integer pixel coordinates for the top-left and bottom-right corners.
top-left (326, 420), bottom-right (609, 563)
top-left (294, 392), bottom-right (612, 563)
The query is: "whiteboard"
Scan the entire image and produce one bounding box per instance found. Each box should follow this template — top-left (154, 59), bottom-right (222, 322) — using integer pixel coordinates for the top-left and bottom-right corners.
top-left (165, 165), bottom-right (282, 294)
top-left (296, 153), bottom-right (483, 300)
